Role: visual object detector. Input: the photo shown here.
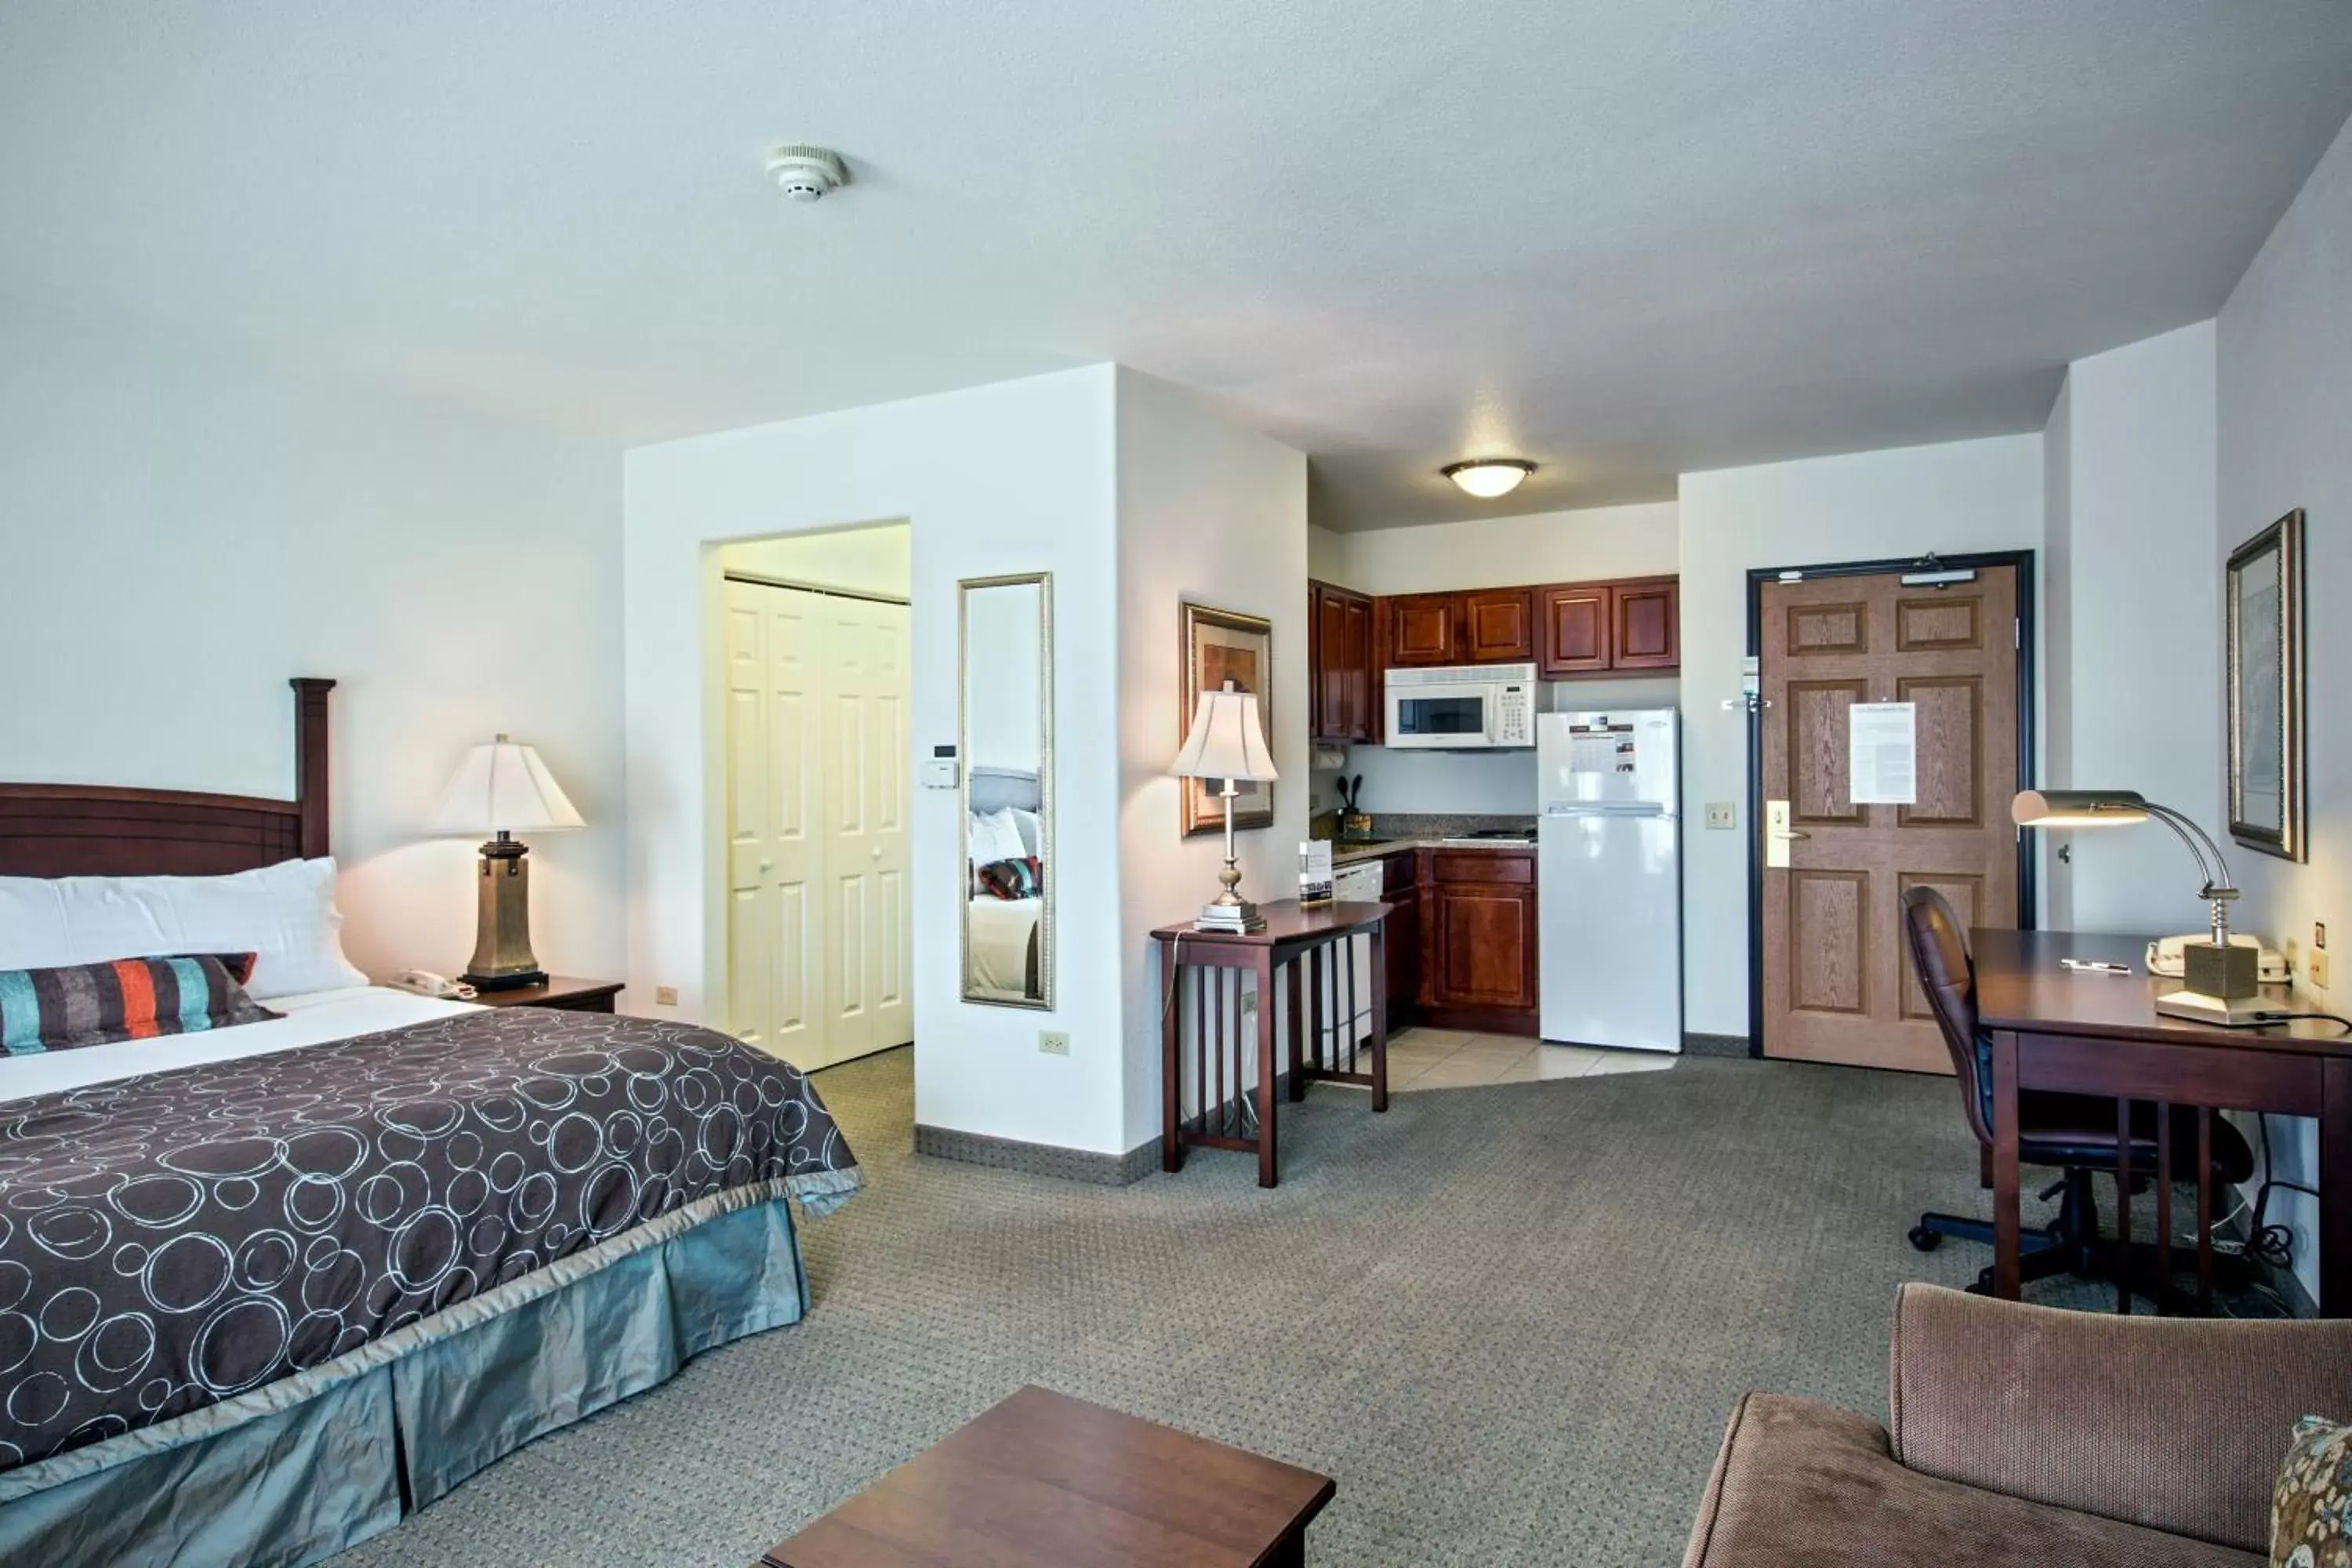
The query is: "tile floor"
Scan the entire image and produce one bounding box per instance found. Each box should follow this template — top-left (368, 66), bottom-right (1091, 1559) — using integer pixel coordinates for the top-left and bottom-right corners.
top-left (1367, 1026), bottom-right (1679, 1092)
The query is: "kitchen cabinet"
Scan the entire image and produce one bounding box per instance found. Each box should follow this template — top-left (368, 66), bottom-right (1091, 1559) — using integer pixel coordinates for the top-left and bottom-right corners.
top-left (1419, 849), bottom-right (1539, 1033)
top-left (1381, 850), bottom-right (1420, 1030)
top-left (1385, 593), bottom-right (1458, 666)
top-left (1308, 580), bottom-right (1375, 742)
top-left (1537, 575), bottom-right (1679, 677)
top-left (1461, 587), bottom-right (1536, 662)
top-left (1610, 578), bottom-right (1679, 670)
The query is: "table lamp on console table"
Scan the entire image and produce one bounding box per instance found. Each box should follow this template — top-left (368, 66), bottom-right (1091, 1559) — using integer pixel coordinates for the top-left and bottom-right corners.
top-left (429, 735), bottom-right (584, 990)
top-left (1172, 681), bottom-right (1280, 934)
top-left (2011, 788), bottom-right (2263, 1024)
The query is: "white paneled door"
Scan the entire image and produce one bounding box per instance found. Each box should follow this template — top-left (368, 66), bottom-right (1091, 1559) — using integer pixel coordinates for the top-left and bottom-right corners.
top-left (724, 579), bottom-right (913, 1071)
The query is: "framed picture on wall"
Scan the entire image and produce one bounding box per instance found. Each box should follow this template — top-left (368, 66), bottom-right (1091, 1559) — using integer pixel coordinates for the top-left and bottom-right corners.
top-left (1180, 601), bottom-right (1275, 837)
top-left (2226, 508), bottom-right (2304, 861)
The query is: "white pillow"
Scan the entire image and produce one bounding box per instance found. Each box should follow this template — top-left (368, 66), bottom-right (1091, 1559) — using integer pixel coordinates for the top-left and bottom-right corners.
top-left (1011, 807), bottom-right (1043, 859)
top-left (967, 808), bottom-right (1026, 868)
top-left (0, 858), bottom-right (369, 1001)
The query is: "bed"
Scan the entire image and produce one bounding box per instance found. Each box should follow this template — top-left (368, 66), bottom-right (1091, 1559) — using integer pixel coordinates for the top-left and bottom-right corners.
top-left (0, 680), bottom-right (861, 1568)
top-left (964, 765), bottom-right (1044, 1003)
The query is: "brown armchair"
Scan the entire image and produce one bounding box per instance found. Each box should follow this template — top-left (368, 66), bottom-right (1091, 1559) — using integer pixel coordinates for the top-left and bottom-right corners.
top-left (1682, 1283), bottom-right (2352, 1567)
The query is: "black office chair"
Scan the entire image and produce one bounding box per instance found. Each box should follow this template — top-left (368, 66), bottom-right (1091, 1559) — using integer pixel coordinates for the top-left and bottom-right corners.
top-left (1900, 887), bottom-right (2255, 1295)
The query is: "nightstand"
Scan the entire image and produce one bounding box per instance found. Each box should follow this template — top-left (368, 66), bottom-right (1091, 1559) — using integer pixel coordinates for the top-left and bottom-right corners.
top-left (466, 976), bottom-right (624, 1014)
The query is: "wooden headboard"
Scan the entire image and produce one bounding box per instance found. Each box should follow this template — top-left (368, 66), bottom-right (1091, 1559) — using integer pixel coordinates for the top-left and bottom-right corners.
top-left (0, 679), bottom-right (334, 878)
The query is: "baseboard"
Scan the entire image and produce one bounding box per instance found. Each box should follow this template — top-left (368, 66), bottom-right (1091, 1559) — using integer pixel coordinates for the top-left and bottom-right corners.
top-left (914, 1123), bottom-right (1160, 1185)
top-left (1681, 1032), bottom-right (1752, 1059)
top-left (1417, 1004), bottom-right (1538, 1036)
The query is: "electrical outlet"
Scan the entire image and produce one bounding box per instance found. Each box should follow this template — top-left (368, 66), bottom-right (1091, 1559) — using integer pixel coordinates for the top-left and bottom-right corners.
top-left (654, 985), bottom-right (679, 1007)
top-left (1038, 1029), bottom-right (1071, 1056)
top-left (1704, 802), bottom-right (1737, 830)
top-left (2313, 949), bottom-right (2332, 993)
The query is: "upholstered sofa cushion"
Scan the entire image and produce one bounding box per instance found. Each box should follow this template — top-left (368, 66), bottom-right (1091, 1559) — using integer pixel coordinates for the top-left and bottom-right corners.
top-left (1889, 1283), bottom-right (2352, 1552)
top-left (1682, 1392), bottom-right (2259, 1568)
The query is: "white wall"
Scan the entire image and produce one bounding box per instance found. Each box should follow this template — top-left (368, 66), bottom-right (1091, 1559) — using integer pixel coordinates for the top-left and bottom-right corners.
top-left (1311, 501), bottom-right (1681, 816)
top-left (718, 523), bottom-right (910, 599)
top-left (2041, 378), bottom-right (2074, 930)
top-left (2044, 323), bottom-right (2221, 935)
top-left (2216, 111), bottom-right (2352, 1301)
top-left (624, 366), bottom-right (1133, 1155)
top-left (1678, 436), bottom-right (2045, 1036)
top-left (0, 304), bottom-right (625, 984)
top-left (1114, 369), bottom-right (1309, 1150)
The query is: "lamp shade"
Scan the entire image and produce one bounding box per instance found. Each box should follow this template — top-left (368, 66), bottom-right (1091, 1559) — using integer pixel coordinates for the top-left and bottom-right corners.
top-left (2011, 789), bottom-right (2150, 828)
top-left (428, 735), bottom-right (585, 834)
top-left (1171, 688), bottom-right (1279, 783)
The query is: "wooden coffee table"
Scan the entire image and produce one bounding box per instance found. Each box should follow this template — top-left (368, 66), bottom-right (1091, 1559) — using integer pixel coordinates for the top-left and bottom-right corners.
top-left (760, 1386), bottom-right (1336, 1566)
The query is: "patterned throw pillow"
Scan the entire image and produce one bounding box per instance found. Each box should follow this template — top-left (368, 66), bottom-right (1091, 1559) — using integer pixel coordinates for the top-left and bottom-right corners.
top-left (2274, 1415), bottom-right (2352, 1568)
top-left (0, 954), bottom-right (279, 1055)
top-left (976, 857), bottom-right (1043, 900)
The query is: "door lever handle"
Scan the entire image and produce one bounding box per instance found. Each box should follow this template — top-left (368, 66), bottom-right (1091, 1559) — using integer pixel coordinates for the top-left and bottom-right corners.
top-left (1769, 827), bottom-right (1810, 841)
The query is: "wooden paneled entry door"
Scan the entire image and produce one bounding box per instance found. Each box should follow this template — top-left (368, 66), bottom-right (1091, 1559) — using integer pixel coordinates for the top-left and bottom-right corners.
top-left (724, 579), bottom-right (913, 1072)
top-left (1759, 564), bottom-right (2024, 1073)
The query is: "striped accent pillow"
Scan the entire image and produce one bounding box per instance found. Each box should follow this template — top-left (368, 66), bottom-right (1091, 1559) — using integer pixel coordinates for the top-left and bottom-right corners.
top-left (0, 954), bottom-right (280, 1056)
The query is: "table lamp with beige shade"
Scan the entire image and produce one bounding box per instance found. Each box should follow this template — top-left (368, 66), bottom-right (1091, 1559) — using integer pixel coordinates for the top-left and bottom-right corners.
top-left (429, 735), bottom-right (583, 990)
top-left (1172, 681), bottom-right (1279, 933)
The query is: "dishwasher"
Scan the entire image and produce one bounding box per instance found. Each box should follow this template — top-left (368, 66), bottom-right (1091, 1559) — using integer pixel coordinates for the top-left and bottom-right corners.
top-left (1321, 860), bottom-right (1384, 1065)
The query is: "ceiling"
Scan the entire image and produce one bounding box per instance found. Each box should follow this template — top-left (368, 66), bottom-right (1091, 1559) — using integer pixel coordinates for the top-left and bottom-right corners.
top-left (5, 3), bottom-right (2350, 532)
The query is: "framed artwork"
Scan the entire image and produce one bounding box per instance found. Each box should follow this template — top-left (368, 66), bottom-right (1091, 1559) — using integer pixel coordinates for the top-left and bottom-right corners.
top-left (1179, 601), bottom-right (1274, 837)
top-left (2226, 508), bottom-right (2304, 861)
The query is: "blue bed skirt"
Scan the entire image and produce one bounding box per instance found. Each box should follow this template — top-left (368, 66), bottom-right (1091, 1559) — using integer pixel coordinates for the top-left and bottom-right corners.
top-left (0, 1178), bottom-right (829, 1568)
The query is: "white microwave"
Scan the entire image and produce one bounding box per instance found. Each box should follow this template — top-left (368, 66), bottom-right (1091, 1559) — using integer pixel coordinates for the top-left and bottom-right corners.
top-left (1384, 663), bottom-right (1537, 749)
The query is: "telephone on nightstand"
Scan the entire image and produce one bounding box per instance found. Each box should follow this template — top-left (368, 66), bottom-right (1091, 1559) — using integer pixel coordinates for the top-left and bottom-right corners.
top-left (2147, 934), bottom-right (2289, 984)
top-left (389, 969), bottom-right (477, 1000)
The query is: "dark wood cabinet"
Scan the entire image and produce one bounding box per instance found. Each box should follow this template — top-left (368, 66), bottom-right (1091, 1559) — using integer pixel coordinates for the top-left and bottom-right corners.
top-left (1611, 579), bottom-right (1679, 670)
top-left (1385, 593), bottom-right (1458, 666)
top-left (1308, 580), bottom-right (1375, 742)
top-left (1537, 575), bottom-right (1679, 677)
top-left (1461, 588), bottom-right (1536, 662)
top-left (1538, 584), bottom-right (1613, 676)
top-left (1427, 853), bottom-right (1538, 1017)
top-left (1381, 849), bottom-right (1420, 1029)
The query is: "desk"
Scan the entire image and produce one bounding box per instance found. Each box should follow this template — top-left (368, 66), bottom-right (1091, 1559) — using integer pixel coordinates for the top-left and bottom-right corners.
top-left (1973, 927), bottom-right (2352, 1316)
top-left (1151, 900), bottom-right (1390, 1188)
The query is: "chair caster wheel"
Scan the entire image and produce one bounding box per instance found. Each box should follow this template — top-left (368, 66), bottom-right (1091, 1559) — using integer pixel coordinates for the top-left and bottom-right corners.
top-left (1969, 1266), bottom-right (1996, 1295)
top-left (1907, 1225), bottom-right (1941, 1253)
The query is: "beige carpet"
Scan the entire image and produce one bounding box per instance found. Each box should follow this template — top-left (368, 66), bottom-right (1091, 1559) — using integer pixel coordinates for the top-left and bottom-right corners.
top-left (342, 1045), bottom-right (2111, 1566)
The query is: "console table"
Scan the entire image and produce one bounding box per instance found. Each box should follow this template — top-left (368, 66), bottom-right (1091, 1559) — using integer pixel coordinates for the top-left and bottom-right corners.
top-left (1151, 898), bottom-right (1391, 1188)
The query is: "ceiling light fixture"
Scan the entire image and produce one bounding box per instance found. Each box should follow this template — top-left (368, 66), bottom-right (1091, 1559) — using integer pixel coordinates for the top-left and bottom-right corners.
top-left (1442, 458), bottom-right (1536, 499)
top-left (764, 144), bottom-right (849, 202)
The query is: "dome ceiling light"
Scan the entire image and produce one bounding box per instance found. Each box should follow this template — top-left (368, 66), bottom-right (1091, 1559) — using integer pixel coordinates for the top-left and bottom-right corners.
top-left (1441, 458), bottom-right (1536, 499)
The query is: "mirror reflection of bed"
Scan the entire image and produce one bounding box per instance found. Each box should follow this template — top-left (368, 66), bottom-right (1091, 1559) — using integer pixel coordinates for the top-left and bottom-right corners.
top-left (960, 574), bottom-right (1052, 1008)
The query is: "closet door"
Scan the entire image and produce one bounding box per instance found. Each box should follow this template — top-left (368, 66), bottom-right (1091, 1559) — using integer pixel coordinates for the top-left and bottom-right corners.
top-left (818, 597), bottom-right (915, 1066)
top-left (723, 581), bottom-right (824, 1061)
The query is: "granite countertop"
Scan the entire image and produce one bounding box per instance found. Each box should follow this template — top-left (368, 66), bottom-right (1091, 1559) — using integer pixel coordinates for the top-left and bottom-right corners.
top-left (1328, 834), bottom-right (1535, 866)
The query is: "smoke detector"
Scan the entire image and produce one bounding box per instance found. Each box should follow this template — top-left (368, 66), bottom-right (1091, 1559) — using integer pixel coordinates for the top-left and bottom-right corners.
top-left (765, 144), bottom-right (848, 203)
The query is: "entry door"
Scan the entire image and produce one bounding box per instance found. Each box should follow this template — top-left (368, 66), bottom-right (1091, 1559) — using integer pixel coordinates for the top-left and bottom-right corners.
top-left (724, 581), bottom-right (822, 1060)
top-left (1759, 565), bottom-right (2021, 1073)
top-left (818, 597), bottom-right (913, 1065)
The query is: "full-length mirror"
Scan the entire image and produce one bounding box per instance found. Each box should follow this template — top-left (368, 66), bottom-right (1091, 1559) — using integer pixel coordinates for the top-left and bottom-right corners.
top-left (960, 573), bottom-right (1053, 1007)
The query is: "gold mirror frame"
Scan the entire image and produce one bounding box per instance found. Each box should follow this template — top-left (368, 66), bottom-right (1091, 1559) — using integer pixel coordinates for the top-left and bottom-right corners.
top-left (958, 572), bottom-right (1054, 1008)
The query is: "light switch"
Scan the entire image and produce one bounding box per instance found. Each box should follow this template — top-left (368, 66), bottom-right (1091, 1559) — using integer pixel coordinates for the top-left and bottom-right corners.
top-left (1704, 802), bottom-right (1737, 830)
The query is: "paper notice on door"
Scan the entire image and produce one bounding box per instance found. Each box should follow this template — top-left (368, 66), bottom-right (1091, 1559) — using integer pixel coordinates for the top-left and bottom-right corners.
top-left (1567, 722), bottom-right (1635, 775)
top-left (1849, 702), bottom-right (1917, 804)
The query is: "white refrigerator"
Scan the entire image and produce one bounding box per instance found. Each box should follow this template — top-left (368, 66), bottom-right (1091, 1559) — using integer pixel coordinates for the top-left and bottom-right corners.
top-left (1537, 709), bottom-right (1682, 1052)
